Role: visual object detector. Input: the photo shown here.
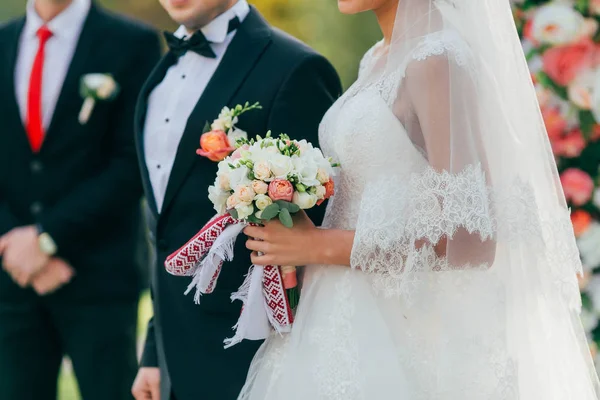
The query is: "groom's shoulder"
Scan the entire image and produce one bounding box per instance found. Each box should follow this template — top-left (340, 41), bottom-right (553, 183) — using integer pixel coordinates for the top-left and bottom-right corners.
top-left (267, 27), bottom-right (322, 62)
top-left (0, 16), bottom-right (25, 39)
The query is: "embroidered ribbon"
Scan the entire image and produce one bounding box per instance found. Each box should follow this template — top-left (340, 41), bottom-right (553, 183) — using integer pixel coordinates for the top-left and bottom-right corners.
top-left (164, 213), bottom-right (294, 347)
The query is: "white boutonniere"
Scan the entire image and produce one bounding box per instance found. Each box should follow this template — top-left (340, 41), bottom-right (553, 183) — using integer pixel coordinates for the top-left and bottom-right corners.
top-left (78, 74), bottom-right (120, 124)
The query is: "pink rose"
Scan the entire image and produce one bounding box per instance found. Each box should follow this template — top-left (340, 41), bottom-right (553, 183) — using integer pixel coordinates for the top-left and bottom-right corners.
top-left (560, 168), bottom-right (594, 206)
top-left (551, 129), bottom-right (586, 158)
top-left (268, 179), bottom-right (294, 202)
top-left (542, 39), bottom-right (596, 86)
top-left (541, 107), bottom-right (567, 141)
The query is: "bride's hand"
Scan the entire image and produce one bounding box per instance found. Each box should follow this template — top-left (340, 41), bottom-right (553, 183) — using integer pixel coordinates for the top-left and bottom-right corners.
top-left (244, 211), bottom-right (319, 267)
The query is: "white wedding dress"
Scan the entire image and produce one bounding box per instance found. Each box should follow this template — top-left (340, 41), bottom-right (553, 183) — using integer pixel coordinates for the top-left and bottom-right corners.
top-left (238, 1), bottom-right (600, 398)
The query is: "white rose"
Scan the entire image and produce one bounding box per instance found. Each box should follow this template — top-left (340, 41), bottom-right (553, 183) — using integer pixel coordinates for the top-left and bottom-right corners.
top-left (254, 194), bottom-right (273, 211)
top-left (292, 191), bottom-right (318, 210)
top-left (227, 194), bottom-right (240, 209)
top-left (314, 185), bottom-right (327, 200)
top-left (316, 168), bottom-right (330, 185)
top-left (532, 3), bottom-right (586, 45)
top-left (235, 184), bottom-right (255, 203)
top-left (269, 154), bottom-right (294, 178)
top-left (228, 128), bottom-right (247, 144)
top-left (568, 69), bottom-right (595, 110)
top-left (208, 186), bottom-right (229, 214)
top-left (252, 180), bottom-right (269, 195)
top-left (253, 160), bottom-right (272, 181)
top-left (228, 166), bottom-right (251, 189)
top-left (235, 203), bottom-right (254, 220)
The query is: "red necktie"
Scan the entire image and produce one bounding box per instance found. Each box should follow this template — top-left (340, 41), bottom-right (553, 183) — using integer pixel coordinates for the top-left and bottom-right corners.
top-left (26, 25), bottom-right (53, 153)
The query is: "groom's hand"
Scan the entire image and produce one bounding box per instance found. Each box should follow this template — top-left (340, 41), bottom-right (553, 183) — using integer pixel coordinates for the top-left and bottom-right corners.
top-left (132, 367), bottom-right (160, 400)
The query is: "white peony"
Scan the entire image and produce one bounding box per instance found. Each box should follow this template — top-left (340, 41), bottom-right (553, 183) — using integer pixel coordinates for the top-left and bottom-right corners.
top-left (253, 160), bottom-right (272, 181)
top-left (269, 154), bottom-right (294, 178)
top-left (228, 165), bottom-right (251, 189)
top-left (235, 184), bottom-right (255, 203)
top-left (228, 128), bottom-right (247, 144)
top-left (293, 191), bottom-right (318, 210)
top-left (236, 202), bottom-right (254, 220)
top-left (252, 180), bottom-right (269, 195)
top-left (292, 156), bottom-right (319, 187)
top-left (254, 194), bottom-right (273, 210)
top-left (532, 3), bottom-right (586, 45)
top-left (208, 185), bottom-right (229, 214)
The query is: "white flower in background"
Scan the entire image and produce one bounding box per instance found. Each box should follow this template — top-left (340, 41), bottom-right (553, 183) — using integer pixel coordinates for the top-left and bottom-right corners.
top-left (228, 165), bottom-right (251, 189)
top-left (269, 154), bottom-right (294, 178)
top-left (293, 191), bottom-right (318, 210)
top-left (586, 276), bottom-right (600, 315)
top-left (536, 84), bottom-right (553, 108)
top-left (568, 69), bottom-right (596, 110)
top-left (208, 185), bottom-right (229, 214)
top-left (531, 3), bottom-right (586, 45)
top-left (235, 203), bottom-right (254, 219)
top-left (253, 160), bottom-right (272, 181)
top-left (528, 54), bottom-right (543, 75)
top-left (578, 222), bottom-right (600, 270)
top-left (580, 306), bottom-right (599, 333)
top-left (590, 70), bottom-right (600, 123)
top-left (593, 187), bottom-right (600, 209)
top-left (254, 194), bottom-right (273, 210)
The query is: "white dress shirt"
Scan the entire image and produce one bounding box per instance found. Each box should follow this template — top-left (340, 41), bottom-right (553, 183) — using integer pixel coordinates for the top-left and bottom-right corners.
top-left (15, 0), bottom-right (91, 130)
top-left (144, 1), bottom-right (250, 212)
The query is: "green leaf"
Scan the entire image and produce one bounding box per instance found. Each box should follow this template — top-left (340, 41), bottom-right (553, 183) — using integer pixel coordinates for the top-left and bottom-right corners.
top-left (229, 208), bottom-right (239, 219)
top-left (580, 110), bottom-right (596, 140)
top-left (260, 203), bottom-right (280, 221)
top-left (202, 121), bottom-right (211, 133)
top-left (276, 200), bottom-right (300, 214)
top-left (247, 214), bottom-right (261, 224)
top-left (279, 208), bottom-right (293, 228)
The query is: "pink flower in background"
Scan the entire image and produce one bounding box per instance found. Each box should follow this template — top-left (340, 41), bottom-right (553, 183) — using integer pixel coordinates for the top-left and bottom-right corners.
top-left (561, 168), bottom-right (595, 206)
top-left (541, 106), bottom-right (567, 140)
top-left (552, 129), bottom-right (587, 157)
top-left (572, 209), bottom-right (593, 237)
top-left (542, 39), bottom-right (596, 86)
top-left (268, 179), bottom-right (294, 202)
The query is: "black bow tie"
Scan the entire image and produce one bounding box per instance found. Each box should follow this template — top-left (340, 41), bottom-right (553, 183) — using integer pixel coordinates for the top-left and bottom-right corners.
top-left (164, 16), bottom-right (241, 59)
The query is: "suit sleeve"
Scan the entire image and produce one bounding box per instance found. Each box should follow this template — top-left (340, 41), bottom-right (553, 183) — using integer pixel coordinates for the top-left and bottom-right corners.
top-left (140, 316), bottom-right (159, 367)
top-left (267, 54), bottom-right (342, 225)
top-left (39, 31), bottom-right (162, 257)
top-left (0, 195), bottom-right (19, 237)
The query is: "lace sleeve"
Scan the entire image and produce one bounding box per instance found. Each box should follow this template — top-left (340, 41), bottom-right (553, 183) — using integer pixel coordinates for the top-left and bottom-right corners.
top-left (350, 33), bottom-right (497, 299)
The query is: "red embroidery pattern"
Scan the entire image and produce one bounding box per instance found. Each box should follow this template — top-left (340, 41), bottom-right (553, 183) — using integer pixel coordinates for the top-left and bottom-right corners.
top-left (263, 265), bottom-right (295, 326)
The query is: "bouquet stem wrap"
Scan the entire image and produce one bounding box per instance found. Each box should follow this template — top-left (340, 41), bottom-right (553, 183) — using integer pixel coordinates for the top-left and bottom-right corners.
top-left (164, 213), bottom-right (294, 348)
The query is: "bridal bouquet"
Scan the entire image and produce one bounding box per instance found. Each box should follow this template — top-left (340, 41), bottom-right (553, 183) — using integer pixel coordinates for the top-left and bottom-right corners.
top-left (165, 132), bottom-right (337, 347)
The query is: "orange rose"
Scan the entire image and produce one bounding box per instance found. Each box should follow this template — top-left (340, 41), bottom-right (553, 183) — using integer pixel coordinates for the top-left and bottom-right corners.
top-left (571, 209), bottom-right (592, 237)
top-left (542, 39), bottom-right (596, 86)
top-left (196, 130), bottom-right (235, 162)
top-left (317, 178), bottom-right (335, 206)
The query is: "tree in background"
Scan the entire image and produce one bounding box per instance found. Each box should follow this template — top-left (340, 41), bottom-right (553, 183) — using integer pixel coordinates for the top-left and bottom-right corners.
top-left (512, 0), bottom-right (600, 362)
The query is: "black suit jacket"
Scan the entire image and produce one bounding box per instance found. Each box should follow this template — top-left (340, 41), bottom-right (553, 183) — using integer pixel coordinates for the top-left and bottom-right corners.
top-left (0, 4), bottom-right (161, 302)
top-left (136, 8), bottom-right (342, 400)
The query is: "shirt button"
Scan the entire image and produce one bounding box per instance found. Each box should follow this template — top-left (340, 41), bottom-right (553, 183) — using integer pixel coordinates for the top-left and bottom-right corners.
top-left (181, 74), bottom-right (186, 79)
top-left (30, 160), bottom-right (43, 173)
top-left (30, 202), bottom-right (43, 215)
top-left (165, 118), bottom-right (170, 123)
top-left (157, 164), bottom-right (161, 169)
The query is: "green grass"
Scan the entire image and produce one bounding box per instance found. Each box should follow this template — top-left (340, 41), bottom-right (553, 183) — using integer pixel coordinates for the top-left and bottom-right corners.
top-left (57, 291), bottom-right (153, 400)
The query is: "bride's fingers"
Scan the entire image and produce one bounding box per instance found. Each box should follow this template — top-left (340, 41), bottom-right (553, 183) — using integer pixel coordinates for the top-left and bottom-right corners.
top-left (250, 251), bottom-right (272, 266)
top-left (243, 225), bottom-right (267, 240)
top-left (246, 239), bottom-right (269, 253)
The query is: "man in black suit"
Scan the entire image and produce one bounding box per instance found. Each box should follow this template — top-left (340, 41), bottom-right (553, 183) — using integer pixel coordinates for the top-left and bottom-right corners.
top-left (0, 0), bottom-right (161, 398)
top-left (132, 1), bottom-right (342, 399)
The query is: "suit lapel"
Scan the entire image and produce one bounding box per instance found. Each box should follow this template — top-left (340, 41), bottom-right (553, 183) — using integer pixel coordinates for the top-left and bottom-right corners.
top-left (3, 18), bottom-right (30, 153)
top-left (161, 8), bottom-right (272, 215)
top-left (41, 4), bottom-right (101, 151)
top-left (135, 52), bottom-right (178, 216)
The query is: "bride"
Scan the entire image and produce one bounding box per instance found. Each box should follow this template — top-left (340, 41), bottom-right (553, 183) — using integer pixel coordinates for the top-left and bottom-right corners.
top-left (240, 0), bottom-right (600, 398)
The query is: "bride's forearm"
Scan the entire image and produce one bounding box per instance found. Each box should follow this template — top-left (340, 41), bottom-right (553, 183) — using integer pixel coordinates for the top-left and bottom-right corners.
top-left (309, 229), bottom-right (355, 267)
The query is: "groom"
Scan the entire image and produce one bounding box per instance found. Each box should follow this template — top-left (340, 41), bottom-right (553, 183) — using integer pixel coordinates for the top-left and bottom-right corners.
top-left (133, 1), bottom-right (342, 399)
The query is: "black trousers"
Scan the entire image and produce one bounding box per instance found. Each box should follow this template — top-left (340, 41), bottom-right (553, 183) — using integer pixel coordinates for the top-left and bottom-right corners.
top-left (0, 296), bottom-right (138, 400)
